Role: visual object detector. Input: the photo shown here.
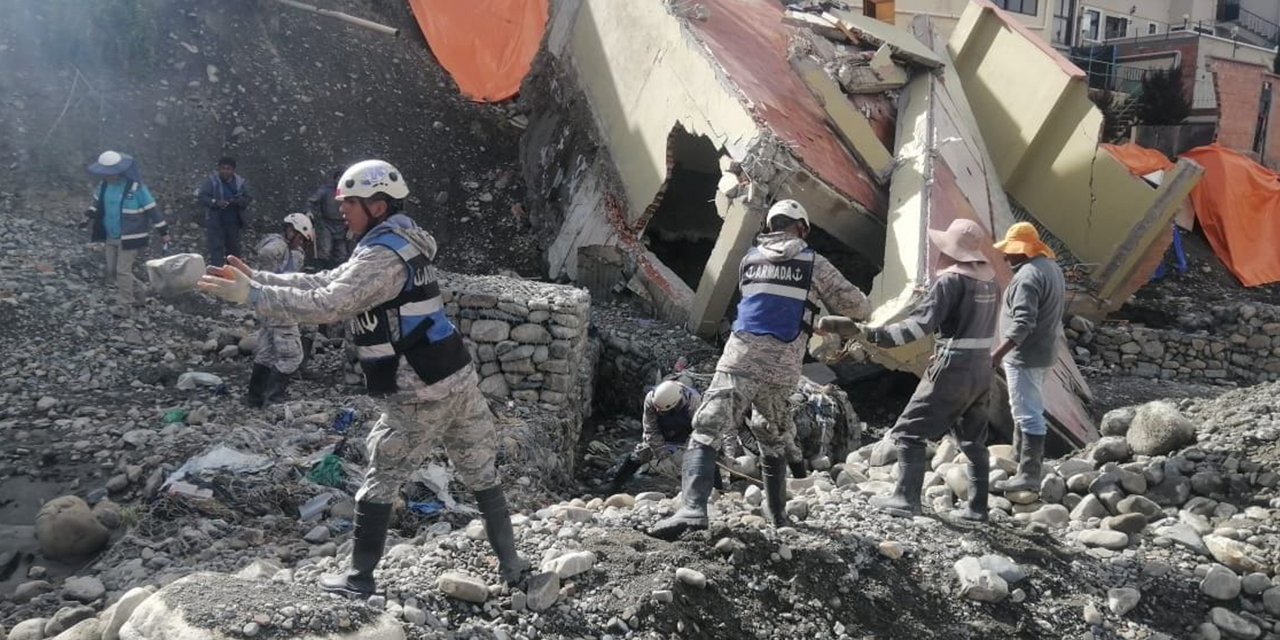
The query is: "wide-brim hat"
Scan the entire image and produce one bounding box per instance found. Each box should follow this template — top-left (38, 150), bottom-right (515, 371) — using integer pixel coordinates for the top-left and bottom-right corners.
top-left (88, 150), bottom-right (134, 176)
top-left (929, 218), bottom-right (991, 263)
top-left (995, 221), bottom-right (1056, 259)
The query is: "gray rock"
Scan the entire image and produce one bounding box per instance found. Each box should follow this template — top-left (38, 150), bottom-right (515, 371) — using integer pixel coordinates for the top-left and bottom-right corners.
top-left (1040, 475), bottom-right (1066, 503)
top-left (1103, 513), bottom-right (1148, 535)
top-left (36, 496), bottom-right (109, 560)
top-left (51, 618), bottom-right (100, 640)
top-left (1083, 603), bottom-right (1103, 626)
top-left (1127, 401), bottom-right (1195, 456)
top-left (1078, 529), bottom-right (1129, 550)
top-left (62, 576), bottom-right (105, 603)
top-left (954, 556), bottom-right (1008, 603)
top-left (44, 605), bottom-right (95, 636)
top-left (1148, 473), bottom-right (1192, 507)
top-left (510, 324), bottom-right (551, 344)
top-left (1092, 437), bottom-right (1133, 464)
top-left (1100, 407), bottom-right (1136, 437)
top-left (1209, 606), bottom-right (1261, 639)
top-left (1070, 494), bottom-right (1109, 521)
top-left (1263, 587), bottom-right (1280, 617)
top-left (1192, 472), bottom-right (1227, 496)
top-left (1241, 573), bottom-right (1271, 595)
top-left (402, 605), bottom-right (428, 626)
top-left (470, 320), bottom-right (511, 343)
top-left (1155, 523), bottom-right (1208, 555)
top-left (102, 586), bottom-right (155, 640)
top-left (977, 555), bottom-right (1027, 584)
top-left (1200, 564), bottom-right (1242, 600)
top-left (7, 619), bottom-right (49, 640)
top-left (526, 572), bottom-right (560, 612)
top-left (1117, 495), bottom-right (1163, 520)
top-left (303, 525), bottom-right (330, 544)
top-left (13, 580), bottom-right (53, 603)
top-left (1107, 587), bottom-right (1141, 616)
top-left (785, 499), bottom-right (809, 521)
top-left (675, 567), bottom-right (707, 589)
top-left (541, 550), bottom-right (596, 579)
top-left (437, 572), bottom-right (488, 603)
top-left (1028, 504), bottom-right (1069, 528)
top-left (1204, 535), bottom-right (1268, 573)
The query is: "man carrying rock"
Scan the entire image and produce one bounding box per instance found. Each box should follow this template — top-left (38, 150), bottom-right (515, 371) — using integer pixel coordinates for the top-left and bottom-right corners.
top-left (198, 160), bottom-right (529, 595)
top-left (197, 156), bottom-right (253, 267)
top-left (245, 213), bottom-right (315, 407)
top-left (84, 150), bottom-right (170, 317)
top-left (647, 200), bottom-right (870, 540)
top-left (308, 167), bottom-right (351, 268)
top-left (991, 222), bottom-right (1065, 496)
top-left (843, 218), bottom-right (1000, 522)
top-left (609, 380), bottom-right (702, 493)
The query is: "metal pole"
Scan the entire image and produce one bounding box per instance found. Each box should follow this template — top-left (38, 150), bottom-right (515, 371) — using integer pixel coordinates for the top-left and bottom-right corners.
top-left (269, 0), bottom-right (400, 37)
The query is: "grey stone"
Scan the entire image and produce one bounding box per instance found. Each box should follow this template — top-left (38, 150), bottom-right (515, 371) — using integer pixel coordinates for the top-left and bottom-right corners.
top-left (1192, 472), bottom-right (1227, 496)
top-left (676, 567), bottom-right (707, 589)
top-left (478, 374), bottom-right (510, 398)
top-left (1201, 564), bottom-right (1242, 600)
top-left (36, 496), bottom-right (109, 560)
top-left (1103, 513), bottom-right (1148, 535)
top-left (954, 556), bottom-right (1008, 603)
top-left (13, 580), bottom-right (53, 603)
top-left (1117, 495), bottom-right (1163, 520)
top-left (977, 555), bottom-right (1027, 584)
top-left (1148, 473), bottom-right (1192, 507)
top-left (1078, 529), bottom-right (1129, 550)
top-left (1241, 573), bottom-right (1271, 595)
top-left (1127, 401), bottom-right (1195, 456)
top-left (1209, 606), bottom-right (1261, 639)
top-left (1100, 407), bottom-right (1136, 437)
top-left (1040, 475), bottom-right (1066, 503)
top-left (470, 320), bottom-right (511, 343)
top-left (1262, 587), bottom-right (1280, 617)
top-left (1028, 504), bottom-right (1069, 528)
top-left (1107, 587), bottom-right (1141, 616)
top-left (51, 619), bottom-right (100, 640)
top-left (62, 576), bottom-right (105, 603)
top-left (1091, 437), bottom-right (1133, 464)
top-left (526, 572), bottom-right (560, 612)
top-left (1071, 494), bottom-right (1109, 521)
top-left (102, 586), bottom-right (155, 640)
top-left (7, 619), bottom-right (49, 640)
top-left (511, 323), bottom-right (551, 344)
top-left (44, 606), bottom-right (95, 636)
top-left (303, 525), bottom-right (330, 544)
top-left (1204, 535), bottom-right (1268, 573)
top-left (541, 550), bottom-right (596, 578)
top-left (1155, 523), bottom-right (1208, 555)
top-left (436, 572), bottom-right (488, 603)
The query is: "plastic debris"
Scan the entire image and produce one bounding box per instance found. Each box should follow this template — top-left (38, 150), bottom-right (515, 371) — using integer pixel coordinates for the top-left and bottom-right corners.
top-left (163, 444), bottom-right (274, 490)
top-left (145, 253), bottom-right (206, 296)
top-left (407, 500), bottom-right (445, 515)
top-left (161, 408), bottom-right (189, 423)
top-left (308, 454), bottom-right (344, 487)
top-left (330, 408), bottom-right (356, 434)
top-left (299, 493), bottom-right (333, 521)
top-left (176, 372), bottom-right (224, 390)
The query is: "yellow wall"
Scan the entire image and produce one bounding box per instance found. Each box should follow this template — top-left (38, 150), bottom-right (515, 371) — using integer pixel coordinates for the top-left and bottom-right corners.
top-left (570, 0), bottom-right (761, 223)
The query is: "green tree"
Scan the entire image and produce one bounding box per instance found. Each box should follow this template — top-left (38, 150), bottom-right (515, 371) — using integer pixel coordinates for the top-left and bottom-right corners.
top-left (1135, 68), bottom-right (1191, 126)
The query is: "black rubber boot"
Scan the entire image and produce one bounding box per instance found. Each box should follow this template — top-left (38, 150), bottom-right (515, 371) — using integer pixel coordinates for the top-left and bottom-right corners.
top-left (609, 455), bottom-right (644, 494)
top-left (788, 459), bottom-right (809, 479)
top-left (872, 443), bottom-right (927, 518)
top-left (1011, 428), bottom-right (1024, 464)
top-left (475, 486), bottom-right (531, 585)
top-left (319, 501), bottom-right (392, 596)
top-left (647, 444), bottom-right (717, 540)
top-left (762, 456), bottom-right (791, 527)
top-left (950, 443), bottom-right (990, 523)
top-left (995, 433), bottom-right (1044, 493)
top-left (262, 368), bottom-right (291, 405)
top-left (244, 364), bottom-right (270, 408)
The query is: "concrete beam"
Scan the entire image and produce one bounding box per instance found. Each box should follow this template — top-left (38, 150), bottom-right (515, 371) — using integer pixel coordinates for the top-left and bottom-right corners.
top-left (687, 193), bottom-right (764, 339)
top-left (791, 56), bottom-right (896, 183)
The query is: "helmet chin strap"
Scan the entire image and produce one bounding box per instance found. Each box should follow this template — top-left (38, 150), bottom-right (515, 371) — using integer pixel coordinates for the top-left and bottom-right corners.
top-left (355, 198), bottom-right (390, 241)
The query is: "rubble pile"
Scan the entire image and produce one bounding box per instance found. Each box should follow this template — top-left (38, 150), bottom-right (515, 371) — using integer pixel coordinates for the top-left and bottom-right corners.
top-left (1071, 301), bottom-right (1280, 385)
top-left (590, 303), bottom-right (718, 415)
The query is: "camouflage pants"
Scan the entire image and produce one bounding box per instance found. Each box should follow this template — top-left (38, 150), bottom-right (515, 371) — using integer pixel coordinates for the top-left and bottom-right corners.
top-left (355, 383), bottom-right (499, 504)
top-left (689, 372), bottom-right (797, 458)
top-left (254, 323), bottom-right (303, 374)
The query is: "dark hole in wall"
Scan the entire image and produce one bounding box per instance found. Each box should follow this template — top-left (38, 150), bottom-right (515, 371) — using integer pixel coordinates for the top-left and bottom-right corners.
top-left (643, 127), bottom-right (723, 290)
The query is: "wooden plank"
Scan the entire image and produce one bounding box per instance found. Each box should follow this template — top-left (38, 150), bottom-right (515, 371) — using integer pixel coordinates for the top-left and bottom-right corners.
top-left (790, 56), bottom-right (895, 182)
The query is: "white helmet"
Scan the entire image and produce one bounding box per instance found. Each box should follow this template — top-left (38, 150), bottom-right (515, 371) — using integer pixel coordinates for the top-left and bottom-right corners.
top-left (283, 212), bottom-right (315, 243)
top-left (767, 199), bottom-right (810, 228)
top-left (652, 381), bottom-right (685, 412)
top-left (335, 160), bottom-right (409, 201)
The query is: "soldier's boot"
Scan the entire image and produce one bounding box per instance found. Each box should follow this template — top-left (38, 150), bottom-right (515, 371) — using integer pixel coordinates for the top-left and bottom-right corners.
top-left (319, 501), bottom-right (392, 596)
top-left (788, 459), bottom-right (809, 479)
top-left (262, 368), bottom-right (291, 405)
top-left (244, 364), bottom-right (270, 408)
top-left (712, 463), bottom-right (725, 491)
top-left (950, 442), bottom-right (990, 523)
top-left (1011, 428), bottom-right (1024, 464)
top-left (995, 433), bottom-right (1044, 493)
top-left (871, 443), bottom-right (927, 518)
top-left (762, 456), bottom-right (792, 527)
top-left (647, 444), bottom-right (717, 540)
top-left (475, 486), bottom-right (531, 585)
top-left (608, 455), bottom-right (644, 494)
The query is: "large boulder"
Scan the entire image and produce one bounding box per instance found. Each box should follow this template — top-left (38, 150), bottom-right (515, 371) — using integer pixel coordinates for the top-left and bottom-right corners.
top-left (1126, 402), bottom-right (1195, 456)
top-left (1099, 407), bottom-right (1136, 437)
top-left (36, 496), bottom-right (109, 560)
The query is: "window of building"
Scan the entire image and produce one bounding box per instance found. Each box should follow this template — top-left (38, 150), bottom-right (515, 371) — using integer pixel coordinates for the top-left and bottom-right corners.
top-left (1052, 0), bottom-right (1076, 46)
top-left (1105, 15), bottom-right (1129, 39)
top-left (1147, 22), bottom-right (1158, 35)
top-left (1254, 81), bottom-right (1272, 156)
top-left (1084, 9), bottom-right (1101, 41)
top-left (993, 0), bottom-right (1038, 16)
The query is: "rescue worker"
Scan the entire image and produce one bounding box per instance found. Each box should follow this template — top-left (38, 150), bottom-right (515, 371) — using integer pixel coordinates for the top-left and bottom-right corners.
top-left (609, 380), bottom-right (702, 493)
top-left (647, 200), bottom-right (870, 540)
top-left (197, 156), bottom-right (253, 267)
top-left (245, 213), bottom-right (315, 407)
top-left (309, 167), bottom-right (351, 268)
top-left (991, 222), bottom-right (1065, 495)
top-left (844, 218), bottom-right (1000, 522)
top-left (84, 150), bottom-right (170, 316)
top-left (198, 160), bottom-right (529, 595)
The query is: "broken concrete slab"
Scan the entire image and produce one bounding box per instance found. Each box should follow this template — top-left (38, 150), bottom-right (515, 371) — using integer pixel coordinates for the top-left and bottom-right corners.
top-left (791, 55), bottom-right (895, 182)
top-left (782, 10), bottom-right (849, 42)
top-left (827, 9), bottom-right (944, 69)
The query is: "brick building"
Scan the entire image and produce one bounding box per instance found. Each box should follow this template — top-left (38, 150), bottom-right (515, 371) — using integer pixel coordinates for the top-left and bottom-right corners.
top-left (1211, 57), bottom-right (1280, 167)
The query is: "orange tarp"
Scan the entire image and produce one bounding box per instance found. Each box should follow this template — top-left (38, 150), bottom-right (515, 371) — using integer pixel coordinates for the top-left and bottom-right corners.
top-left (1184, 144), bottom-right (1280, 287)
top-left (1103, 142), bottom-right (1174, 176)
top-left (407, 0), bottom-right (548, 102)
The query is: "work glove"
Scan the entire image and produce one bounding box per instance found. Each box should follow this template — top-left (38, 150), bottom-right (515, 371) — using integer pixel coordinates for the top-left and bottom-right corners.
top-left (220, 255), bottom-right (258, 281)
top-left (815, 315), bottom-right (862, 338)
top-left (198, 265), bottom-right (251, 304)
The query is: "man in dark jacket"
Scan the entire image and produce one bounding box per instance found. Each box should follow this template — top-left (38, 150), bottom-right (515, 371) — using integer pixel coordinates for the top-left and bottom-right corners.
top-left (197, 156), bottom-right (253, 267)
top-left (308, 167), bottom-right (350, 268)
top-left (991, 222), bottom-right (1066, 496)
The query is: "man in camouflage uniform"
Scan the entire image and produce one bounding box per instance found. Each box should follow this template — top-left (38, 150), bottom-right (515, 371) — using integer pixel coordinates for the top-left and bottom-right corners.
top-left (199, 160), bottom-right (529, 595)
top-left (609, 380), bottom-right (702, 493)
top-left (245, 213), bottom-right (314, 407)
top-left (648, 200), bottom-right (870, 540)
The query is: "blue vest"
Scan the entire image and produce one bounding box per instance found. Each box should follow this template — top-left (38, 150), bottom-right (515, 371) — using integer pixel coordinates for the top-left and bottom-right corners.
top-left (349, 223), bottom-right (470, 396)
top-left (731, 247), bottom-right (818, 342)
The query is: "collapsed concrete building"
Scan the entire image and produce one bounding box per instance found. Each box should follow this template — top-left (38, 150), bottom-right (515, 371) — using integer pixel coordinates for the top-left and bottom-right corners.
top-left (520, 0), bottom-right (1206, 448)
